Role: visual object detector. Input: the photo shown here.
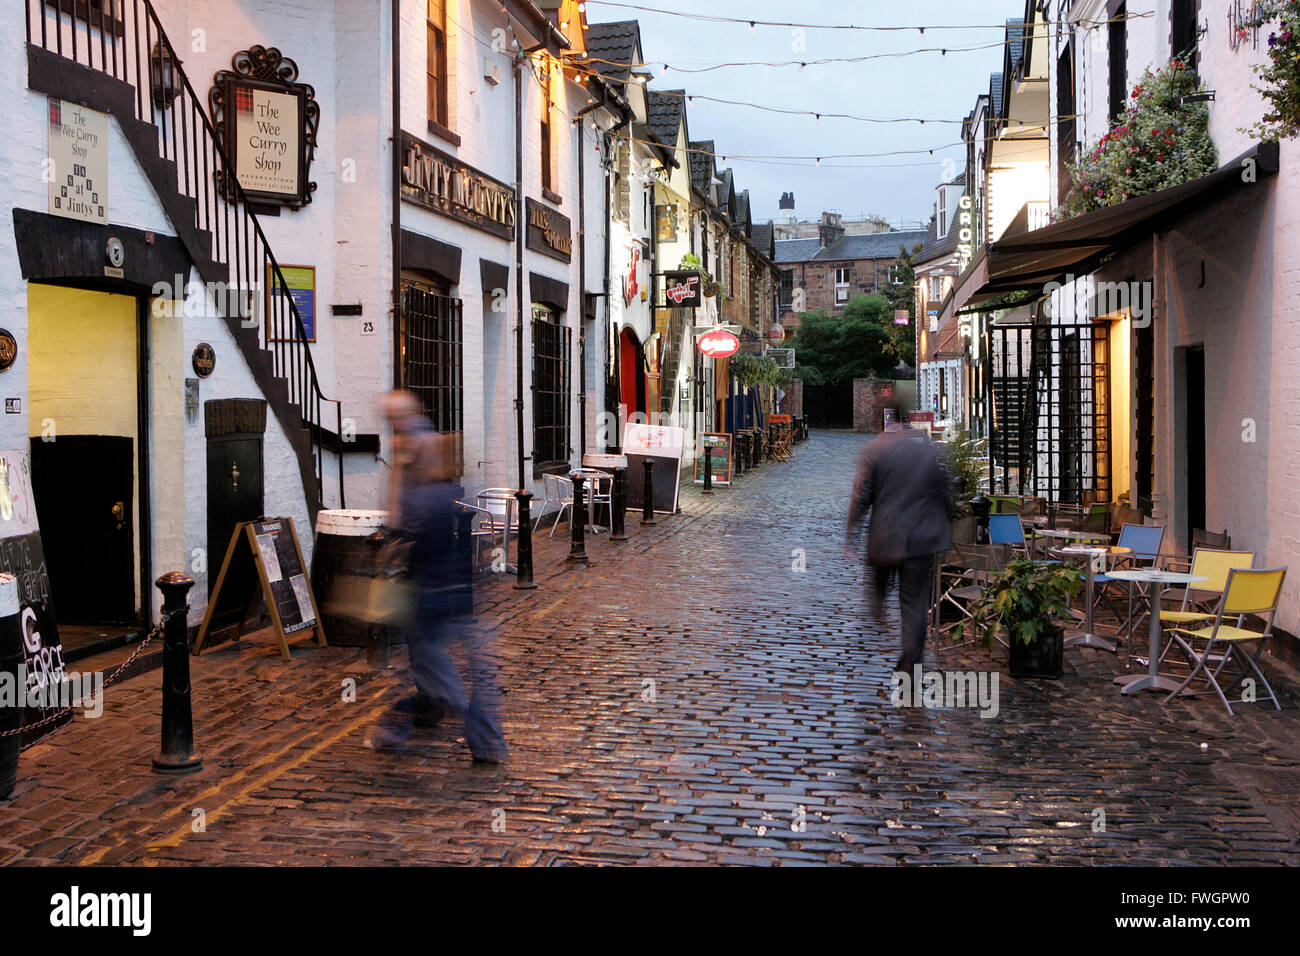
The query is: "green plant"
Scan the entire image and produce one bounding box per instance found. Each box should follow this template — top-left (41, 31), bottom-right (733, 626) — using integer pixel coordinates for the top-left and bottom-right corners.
top-left (729, 353), bottom-right (781, 388)
top-left (954, 559), bottom-right (1083, 649)
top-left (1057, 59), bottom-right (1218, 220)
top-left (679, 253), bottom-right (720, 298)
top-left (941, 429), bottom-right (986, 518)
top-left (1243, 3), bottom-right (1300, 140)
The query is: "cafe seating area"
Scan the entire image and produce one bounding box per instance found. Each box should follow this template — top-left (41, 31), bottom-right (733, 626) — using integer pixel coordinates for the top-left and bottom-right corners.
top-left (933, 496), bottom-right (1290, 716)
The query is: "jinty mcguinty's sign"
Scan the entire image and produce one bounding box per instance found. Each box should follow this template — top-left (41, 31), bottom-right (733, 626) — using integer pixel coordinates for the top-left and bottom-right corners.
top-left (526, 199), bottom-right (572, 263)
top-left (401, 132), bottom-right (516, 240)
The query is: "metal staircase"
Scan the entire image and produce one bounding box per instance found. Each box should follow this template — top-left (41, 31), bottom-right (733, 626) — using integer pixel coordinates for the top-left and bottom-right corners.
top-left (25, 0), bottom-right (344, 514)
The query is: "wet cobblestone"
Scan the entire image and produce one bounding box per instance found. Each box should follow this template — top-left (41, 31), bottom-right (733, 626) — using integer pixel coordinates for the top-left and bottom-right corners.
top-left (2, 430), bottom-right (1299, 865)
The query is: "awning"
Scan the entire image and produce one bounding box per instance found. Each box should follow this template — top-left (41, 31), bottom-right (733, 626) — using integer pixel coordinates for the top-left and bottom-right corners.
top-left (958, 141), bottom-right (1279, 308)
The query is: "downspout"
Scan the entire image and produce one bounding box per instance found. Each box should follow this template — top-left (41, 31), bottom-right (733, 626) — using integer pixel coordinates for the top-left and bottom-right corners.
top-left (515, 54), bottom-right (526, 490)
top-left (391, 0), bottom-right (402, 390)
top-left (577, 113), bottom-right (587, 459)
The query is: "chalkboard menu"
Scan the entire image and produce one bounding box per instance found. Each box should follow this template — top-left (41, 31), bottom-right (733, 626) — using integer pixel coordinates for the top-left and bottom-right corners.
top-left (0, 449), bottom-right (69, 744)
top-left (194, 518), bottom-right (325, 661)
top-left (693, 433), bottom-right (732, 487)
top-left (623, 423), bottom-right (684, 515)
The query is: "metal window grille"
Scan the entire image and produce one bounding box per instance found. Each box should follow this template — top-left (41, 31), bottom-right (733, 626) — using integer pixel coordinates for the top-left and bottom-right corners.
top-left (532, 305), bottom-right (571, 476)
top-left (400, 284), bottom-right (463, 455)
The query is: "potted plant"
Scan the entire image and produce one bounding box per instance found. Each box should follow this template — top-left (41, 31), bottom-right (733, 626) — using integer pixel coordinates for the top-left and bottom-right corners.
top-left (941, 429), bottom-right (986, 542)
top-left (679, 253), bottom-right (720, 299)
top-left (954, 559), bottom-right (1083, 679)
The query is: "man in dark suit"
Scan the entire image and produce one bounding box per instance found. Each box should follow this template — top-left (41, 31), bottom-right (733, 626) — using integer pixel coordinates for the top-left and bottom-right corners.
top-left (846, 421), bottom-right (953, 675)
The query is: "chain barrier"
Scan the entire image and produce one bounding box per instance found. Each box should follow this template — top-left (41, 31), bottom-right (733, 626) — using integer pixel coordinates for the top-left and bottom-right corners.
top-left (1, 605), bottom-right (188, 747)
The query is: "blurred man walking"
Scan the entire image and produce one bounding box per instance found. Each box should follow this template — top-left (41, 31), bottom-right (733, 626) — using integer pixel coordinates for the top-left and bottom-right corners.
top-left (846, 421), bottom-right (953, 676)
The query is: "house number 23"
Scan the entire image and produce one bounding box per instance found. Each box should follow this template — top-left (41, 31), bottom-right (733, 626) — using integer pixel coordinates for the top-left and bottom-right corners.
top-left (361, 320), bottom-right (376, 335)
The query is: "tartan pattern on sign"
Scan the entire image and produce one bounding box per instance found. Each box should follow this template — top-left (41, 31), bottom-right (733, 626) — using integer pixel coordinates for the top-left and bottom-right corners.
top-left (48, 98), bottom-right (61, 127)
top-left (235, 86), bottom-right (255, 115)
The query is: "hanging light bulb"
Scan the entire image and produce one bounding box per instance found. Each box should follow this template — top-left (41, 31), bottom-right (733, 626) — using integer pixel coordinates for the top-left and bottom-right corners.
top-left (814, 113), bottom-right (821, 123)
top-left (749, 21), bottom-right (756, 33)
top-left (816, 157), bottom-right (822, 166)
top-left (687, 95), bottom-right (695, 106)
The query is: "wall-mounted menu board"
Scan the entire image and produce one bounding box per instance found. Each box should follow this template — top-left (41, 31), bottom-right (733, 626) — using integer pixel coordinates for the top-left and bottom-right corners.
top-left (693, 433), bottom-right (732, 487)
top-left (194, 517), bottom-right (325, 662)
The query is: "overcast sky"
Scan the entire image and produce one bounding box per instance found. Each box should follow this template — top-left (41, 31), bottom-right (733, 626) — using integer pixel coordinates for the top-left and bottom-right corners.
top-left (591, 0), bottom-right (1021, 229)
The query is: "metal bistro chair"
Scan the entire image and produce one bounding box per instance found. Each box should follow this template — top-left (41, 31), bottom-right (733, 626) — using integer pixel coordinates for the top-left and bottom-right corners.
top-left (454, 500), bottom-right (503, 573)
top-left (1155, 548), bottom-right (1255, 667)
top-left (1163, 567), bottom-right (1288, 715)
top-left (546, 475), bottom-right (575, 537)
top-left (1094, 523), bottom-right (1165, 645)
top-left (931, 541), bottom-right (1015, 650)
top-left (581, 470), bottom-right (614, 533)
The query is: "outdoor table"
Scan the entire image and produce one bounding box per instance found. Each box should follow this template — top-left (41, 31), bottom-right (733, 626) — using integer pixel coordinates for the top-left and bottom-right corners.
top-left (1027, 526), bottom-right (1108, 560)
top-left (1053, 544), bottom-right (1131, 653)
top-left (1105, 569), bottom-right (1208, 695)
top-left (569, 468), bottom-right (613, 533)
top-left (476, 489), bottom-right (518, 572)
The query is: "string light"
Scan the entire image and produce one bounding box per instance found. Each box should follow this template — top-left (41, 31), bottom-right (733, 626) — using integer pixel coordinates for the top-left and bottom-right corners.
top-left (580, 2), bottom-right (1153, 33)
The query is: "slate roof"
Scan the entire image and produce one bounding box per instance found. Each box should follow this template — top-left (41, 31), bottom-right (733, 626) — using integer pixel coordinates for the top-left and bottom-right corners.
top-left (774, 229), bottom-right (929, 265)
top-left (580, 21), bottom-right (640, 83)
top-left (645, 89), bottom-right (685, 151)
top-left (751, 222), bottom-right (774, 255)
top-left (1005, 17), bottom-right (1027, 83)
top-left (915, 218), bottom-right (958, 266)
top-left (733, 189), bottom-right (751, 232)
top-left (719, 168), bottom-right (734, 216)
top-left (689, 141), bottom-right (715, 196)
top-left (988, 72), bottom-right (1004, 140)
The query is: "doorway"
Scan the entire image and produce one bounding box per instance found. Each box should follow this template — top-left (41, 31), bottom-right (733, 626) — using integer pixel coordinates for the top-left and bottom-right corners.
top-left (27, 284), bottom-right (142, 637)
top-left (1184, 347), bottom-right (1206, 545)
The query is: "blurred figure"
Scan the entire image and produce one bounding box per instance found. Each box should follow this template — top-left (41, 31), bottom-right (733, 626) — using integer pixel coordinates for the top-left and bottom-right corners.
top-left (846, 415), bottom-right (953, 676)
top-left (365, 391), bottom-right (508, 763)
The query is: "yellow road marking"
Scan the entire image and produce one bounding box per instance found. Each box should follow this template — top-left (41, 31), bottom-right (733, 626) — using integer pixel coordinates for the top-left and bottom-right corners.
top-left (77, 698), bottom-right (390, 865)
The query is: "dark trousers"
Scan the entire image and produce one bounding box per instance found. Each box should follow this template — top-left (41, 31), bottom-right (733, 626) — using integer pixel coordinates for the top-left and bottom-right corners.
top-left (870, 555), bottom-right (936, 673)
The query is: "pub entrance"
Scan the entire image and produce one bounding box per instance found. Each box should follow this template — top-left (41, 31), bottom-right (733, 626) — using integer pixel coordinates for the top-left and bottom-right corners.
top-left (27, 284), bottom-right (143, 649)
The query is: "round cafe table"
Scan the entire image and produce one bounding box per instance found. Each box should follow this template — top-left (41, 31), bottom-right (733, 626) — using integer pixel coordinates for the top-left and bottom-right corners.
top-left (1104, 569), bottom-right (1208, 695)
top-left (569, 468), bottom-right (612, 533)
top-left (1026, 526), bottom-right (1108, 561)
top-left (1053, 544), bottom-right (1132, 653)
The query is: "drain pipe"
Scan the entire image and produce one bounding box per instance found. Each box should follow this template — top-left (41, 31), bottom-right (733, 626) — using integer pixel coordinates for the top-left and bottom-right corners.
top-left (514, 53), bottom-right (526, 491)
top-left (390, 0), bottom-right (402, 390)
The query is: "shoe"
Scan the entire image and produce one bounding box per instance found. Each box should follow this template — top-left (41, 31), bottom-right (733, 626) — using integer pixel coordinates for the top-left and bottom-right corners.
top-left (395, 694), bottom-right (446, 729)
top-left (363, 726), bottom-right (409, 752)
top-left (471, 749), bottom-right (508, 764)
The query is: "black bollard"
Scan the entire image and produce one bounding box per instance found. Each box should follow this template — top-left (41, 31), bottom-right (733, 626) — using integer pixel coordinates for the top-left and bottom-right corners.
top-left (733, 434), bottom-right (745, 477)
top-left (153, 572), bottom-right (202, 773)
top-left (641, 458), bottom-right (657, 526)
top-left (971, 495), bottom-right (991, 545)
top-left (0, 574), bottom-right (21, 799)
top-left (513, 491), bottom-right (538, 590)
top-left (567, 473), bottom-right (590, 564)
top-left (702, 444), bottom-right (714, 494)
top-left (610, 466), bottom-right (628, 542)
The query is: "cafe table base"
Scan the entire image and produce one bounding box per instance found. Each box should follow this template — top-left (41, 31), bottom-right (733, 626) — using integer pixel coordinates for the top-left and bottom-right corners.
top-left (1104, 568), bottom-right (1208, 696)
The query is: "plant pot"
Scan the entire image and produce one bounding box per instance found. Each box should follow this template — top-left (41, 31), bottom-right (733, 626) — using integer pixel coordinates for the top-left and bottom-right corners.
top-left (1008, 625), bottom-right (1064, 679)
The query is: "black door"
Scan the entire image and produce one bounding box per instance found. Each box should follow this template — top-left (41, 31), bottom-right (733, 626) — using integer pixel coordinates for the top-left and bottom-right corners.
top-left (30, 435), bottom-right (135, 624)
top-left (1185, 348), bottom-right (1206, 544)
top-left (207, 437), bottom-right (264, 573)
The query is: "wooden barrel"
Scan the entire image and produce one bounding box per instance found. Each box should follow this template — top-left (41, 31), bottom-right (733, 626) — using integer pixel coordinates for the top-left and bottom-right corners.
top-left (310, 510), bottom-right (393, 647)
top-left (0, 574), bottom-right (22, 799)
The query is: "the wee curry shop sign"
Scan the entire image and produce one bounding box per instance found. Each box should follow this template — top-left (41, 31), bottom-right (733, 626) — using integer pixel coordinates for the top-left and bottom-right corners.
top-left (525, 198), bottom-right (572, 263)
top-left (401, 133), bottom-right (516, 240)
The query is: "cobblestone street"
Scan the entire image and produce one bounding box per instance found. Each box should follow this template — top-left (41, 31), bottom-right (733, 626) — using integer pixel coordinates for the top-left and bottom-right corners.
top-left (3, 431), bottom-right (1300, 866)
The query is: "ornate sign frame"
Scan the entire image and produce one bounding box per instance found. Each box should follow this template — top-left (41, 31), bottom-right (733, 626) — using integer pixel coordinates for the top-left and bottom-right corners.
top-left (210, 45), bottom-right (319, 209)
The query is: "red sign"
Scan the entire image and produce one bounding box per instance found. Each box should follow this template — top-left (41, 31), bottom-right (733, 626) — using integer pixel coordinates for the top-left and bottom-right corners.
top-left (768, 324), bottom-right (786, 344)
top-left (698, 328), bottom-right (740, 358)
top-left (623, 246), bottom-right (640, 306)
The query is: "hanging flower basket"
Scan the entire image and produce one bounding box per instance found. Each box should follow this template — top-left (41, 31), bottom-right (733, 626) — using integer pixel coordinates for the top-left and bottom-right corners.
top-left (1243, 3), bottom-right (1300, 140)
top-left (1057, 60), bottom-right (1218, 220)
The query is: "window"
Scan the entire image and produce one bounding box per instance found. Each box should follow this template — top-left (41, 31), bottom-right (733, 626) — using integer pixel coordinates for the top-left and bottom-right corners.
top-left (937, 189), bottom-right (948, 239)
top-left (1108, 3), bottom-right (1127, 126)
top-left (779, 270), bottom-right (794, 311)
top-left (834, 267), bottom-right (851, 304)
top-left (540, 62), bottom-right (554, 194)
top-left (1171, 0), bottom-right (1199, 71)
top-left (427, 0), bottom-right (449, 132)
top-left (400, 280), bottom-right (464, 466)
top-left (532, 304), bottom-right (571, 476)
top-left (1057, 39), bottom-right (1077, 202)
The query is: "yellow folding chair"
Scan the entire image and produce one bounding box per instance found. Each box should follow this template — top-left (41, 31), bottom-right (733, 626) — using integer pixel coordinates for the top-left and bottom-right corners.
top-left (1162, 567), bottom-right (1287, 715)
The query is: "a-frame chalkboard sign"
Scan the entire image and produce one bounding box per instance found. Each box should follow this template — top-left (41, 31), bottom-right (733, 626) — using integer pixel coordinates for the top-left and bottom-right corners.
top-left (194, 517), bottom-right (326, 661)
